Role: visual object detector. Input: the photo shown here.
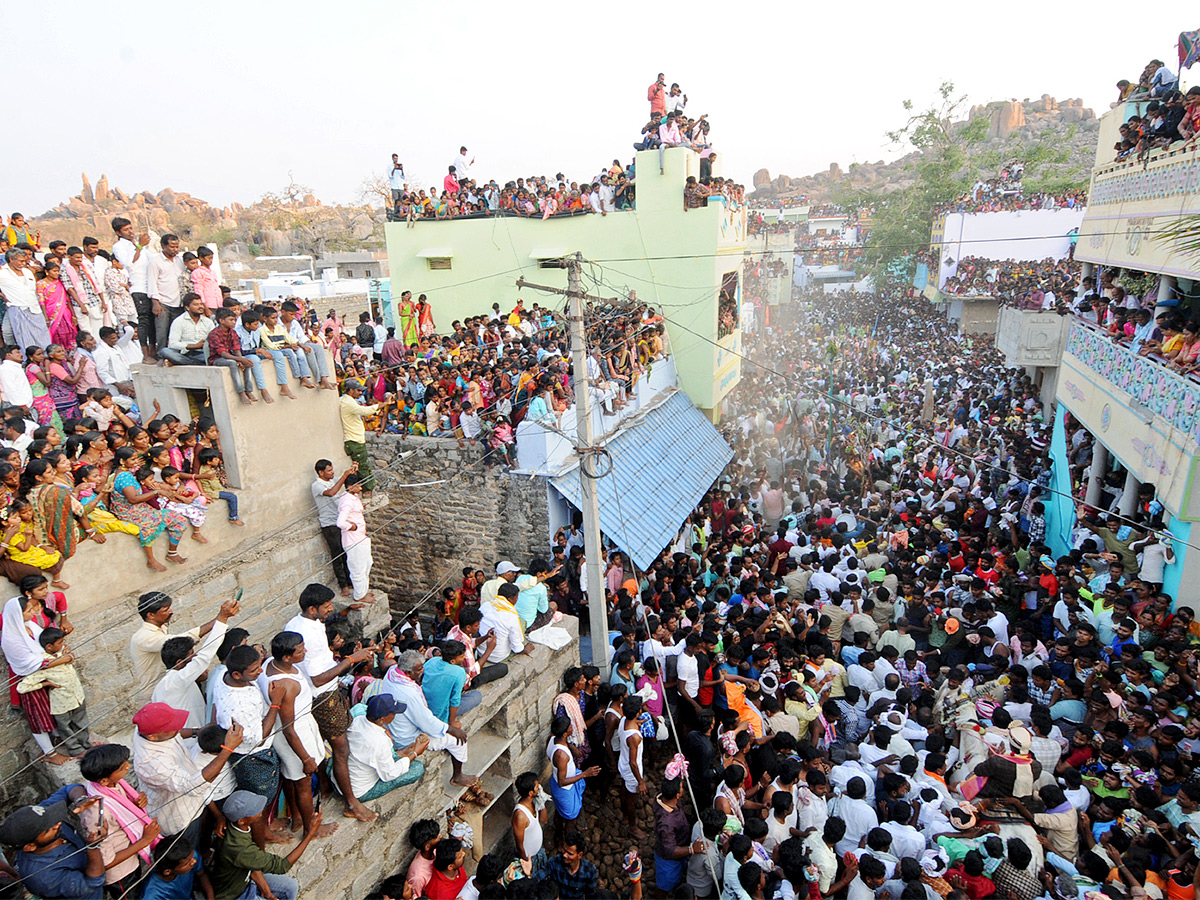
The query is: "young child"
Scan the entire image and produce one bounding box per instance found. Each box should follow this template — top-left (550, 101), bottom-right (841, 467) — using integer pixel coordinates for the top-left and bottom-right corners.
top-left (3, 499), bottom-right (67, 588)
top-left (144, 837), bottom-right (212, 900)
top-left (159, 465), bottom-right (208, 543)
top-left (74, 465), bottom-right (139, 537)
top-left (197, 448), bottom-right (244, 526)
top-left (18, 627), bottom-right (89, 757)
top-left (79, 388), bottom-right (134, 433)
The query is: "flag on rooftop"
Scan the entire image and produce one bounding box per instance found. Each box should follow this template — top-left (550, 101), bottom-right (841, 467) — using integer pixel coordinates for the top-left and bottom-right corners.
top-left (1181, 29), bottom-right (1200, 70)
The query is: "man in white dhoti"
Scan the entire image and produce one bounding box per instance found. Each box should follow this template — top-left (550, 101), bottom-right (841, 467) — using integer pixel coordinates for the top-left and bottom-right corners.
top-left (336, 473), bottom-right (375, 604)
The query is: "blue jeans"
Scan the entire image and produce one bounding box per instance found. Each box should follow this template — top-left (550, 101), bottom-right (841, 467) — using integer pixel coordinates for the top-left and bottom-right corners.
top-left (219, 491), bottom-right (239, 520)
top-left (458, 690), bottom-right (483, 716)
top-left (245, 354), bottom-right (267, 390)
top-left (213, 358), bottom-right (253, 392)
top-left (236, 873), bottom-right (299, 900)
top-left (302, 342), bottom-right (331, 378)
top-left (267, 347), bottom-right (310, 383)
top-left (159, 348), bottom-right (206, 365)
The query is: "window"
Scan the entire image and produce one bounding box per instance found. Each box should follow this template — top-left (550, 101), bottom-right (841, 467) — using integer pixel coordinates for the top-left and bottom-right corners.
top-left (428, 258), bottom-right (452, 270)
top-left (537, 258), bottom-right (565, 269)
top-left (717, 271), bottom-right (739, 340)
top-left (344, 269), bottom-right (354, 277)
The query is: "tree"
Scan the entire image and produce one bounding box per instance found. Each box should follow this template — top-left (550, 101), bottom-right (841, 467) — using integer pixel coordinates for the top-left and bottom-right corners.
top-left (842, 82), bottom-right (988, 288)
top-left (358, 173), bottom-right (391, 212)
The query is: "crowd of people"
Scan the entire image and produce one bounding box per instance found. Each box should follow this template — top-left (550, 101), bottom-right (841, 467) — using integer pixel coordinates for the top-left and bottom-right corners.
top-left (941, 256), bottom-right (1081, 306)
top-left (934, 188), bottom-right (1088, 217)
top-left (1112, 89), bottom-right (1200, 161)
top-left (311, 283), bottom-right (1199, 900)
top-left (328, 293), bottom-right (670, 460)
top-left (0, 264), bottom-right (1198, 900)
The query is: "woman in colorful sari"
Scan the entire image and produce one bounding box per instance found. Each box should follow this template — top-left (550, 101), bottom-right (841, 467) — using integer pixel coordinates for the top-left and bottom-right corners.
top-left (23, 347), bottom-right (64, 433)
top-left (24, 458), bottom-right (98, 565)
top-left (45, 344), bottom-right (82, 421)
top-left (417, 294), bottom-right (435, 337)
top-left (396, 294), bottom-right (419, 347)
top-left (108, 446), bottom-right (186, 571)
top-left (35, 260), bottom-right (80, 351)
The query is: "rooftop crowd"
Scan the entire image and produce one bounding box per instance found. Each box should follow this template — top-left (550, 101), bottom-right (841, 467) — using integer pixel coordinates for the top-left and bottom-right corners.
top-left (942, 256), bottom-right (1082, 306)
top-left (381, 73), bottom-right (744, 226)
top-left (326, 292), bottom-right (670, 461)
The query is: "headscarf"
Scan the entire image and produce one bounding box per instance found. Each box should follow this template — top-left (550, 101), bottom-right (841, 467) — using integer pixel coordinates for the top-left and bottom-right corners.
top-left (1, 596), bottom-right (45, 677)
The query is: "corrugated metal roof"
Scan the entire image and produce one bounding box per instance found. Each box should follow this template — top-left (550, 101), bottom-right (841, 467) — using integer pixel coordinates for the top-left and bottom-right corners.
top-left (551, 392), bottom-right (732, 571)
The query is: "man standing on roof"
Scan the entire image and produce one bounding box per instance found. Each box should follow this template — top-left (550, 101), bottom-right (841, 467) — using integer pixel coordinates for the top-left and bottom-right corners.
top-left (648, 73), bottom-right (666, 118)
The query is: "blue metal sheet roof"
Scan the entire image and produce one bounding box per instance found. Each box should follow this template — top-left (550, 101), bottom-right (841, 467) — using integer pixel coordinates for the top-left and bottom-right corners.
top-left (551, 392), bottom-right (732, 571)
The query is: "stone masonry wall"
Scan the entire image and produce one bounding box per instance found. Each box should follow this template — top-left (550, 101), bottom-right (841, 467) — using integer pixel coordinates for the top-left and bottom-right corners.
top-left (0, 520), bottom-right (388, 811)
top-left (366, 435), bottom-right (551, 617)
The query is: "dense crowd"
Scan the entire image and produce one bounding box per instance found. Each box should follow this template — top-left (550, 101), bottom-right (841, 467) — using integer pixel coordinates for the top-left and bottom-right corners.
top-left (1112, 89), bottom-right (1200, 161)
top-left (326, 293), bottom-right (670, 471)
top-left (0, 264), bottom-right (1198, 900)
top-left (330, 285), bottom-right (1200, 900)
top-left (942, 256), bottom-right (1081, 306)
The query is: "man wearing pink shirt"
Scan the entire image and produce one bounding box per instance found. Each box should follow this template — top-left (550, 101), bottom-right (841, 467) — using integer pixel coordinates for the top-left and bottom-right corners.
top-left (443, 166), bottom-right (460, 196)
top-left (191, 246), bottom-right (222, 312)
top-left (658, 111), bottom-right (684, 173)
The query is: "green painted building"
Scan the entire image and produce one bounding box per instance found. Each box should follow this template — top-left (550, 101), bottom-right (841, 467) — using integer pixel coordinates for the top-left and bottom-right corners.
top-left (383, 148), bottom-right (746, 417)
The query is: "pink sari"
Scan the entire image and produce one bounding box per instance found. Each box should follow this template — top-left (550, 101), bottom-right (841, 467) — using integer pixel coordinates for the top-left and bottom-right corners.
top-left (37, 279), bottom-right (76, 350)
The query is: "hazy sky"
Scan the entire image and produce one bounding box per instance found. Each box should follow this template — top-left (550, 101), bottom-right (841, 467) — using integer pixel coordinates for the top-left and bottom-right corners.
top-left (6, 2), bottom-right (1192, 215)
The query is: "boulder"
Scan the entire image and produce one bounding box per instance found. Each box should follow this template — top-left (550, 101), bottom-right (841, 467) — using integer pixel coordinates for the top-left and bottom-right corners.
top-left (752, 168), bottom-right (771, 188)
top-left (94, 175), bottom-right (109, 202)
top-left (774, 174), bottom-right (791, 190)
top-left (112, 187), bottom-right (128, 202)
top-left (351, 215), bottom-right (374, 241)
top-left (991, 101), bottom-right (1026, 139)
top-left (829, 162), bottom-right (842, 181)
top-left (80, 173), bottom-right (93, 204)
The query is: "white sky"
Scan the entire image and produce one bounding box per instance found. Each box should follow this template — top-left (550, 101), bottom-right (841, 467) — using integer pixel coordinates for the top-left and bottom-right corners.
top-left (6, 1), bottom-right (1193, 215)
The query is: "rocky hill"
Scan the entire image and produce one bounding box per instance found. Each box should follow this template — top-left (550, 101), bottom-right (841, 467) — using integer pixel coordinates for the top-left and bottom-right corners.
top-left (751, 94), bottom-right (1100, 203)
top-left (23, 175), bottom-right (387, 268)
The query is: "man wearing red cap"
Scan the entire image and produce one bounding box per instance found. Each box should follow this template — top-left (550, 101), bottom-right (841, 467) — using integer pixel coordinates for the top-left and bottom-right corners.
top-left (131, 702), bottom-right (244, 847)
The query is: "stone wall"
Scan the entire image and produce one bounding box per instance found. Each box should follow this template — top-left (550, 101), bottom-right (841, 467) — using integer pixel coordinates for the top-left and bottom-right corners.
top-left (288, 618), bottom-right (580, 899)
top-left (0, 520), bottom-right (389, 811)
top-left (366, 435), bottom-right (551, 616)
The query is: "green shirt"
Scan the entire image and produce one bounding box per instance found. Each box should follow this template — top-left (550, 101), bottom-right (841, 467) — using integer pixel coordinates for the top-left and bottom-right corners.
top-left (212, 825), bottom-right (293, 900)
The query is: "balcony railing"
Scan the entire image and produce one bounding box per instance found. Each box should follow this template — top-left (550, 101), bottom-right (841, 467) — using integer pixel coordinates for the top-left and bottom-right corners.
top-left (1064, 318), bottom-right (1200, 442)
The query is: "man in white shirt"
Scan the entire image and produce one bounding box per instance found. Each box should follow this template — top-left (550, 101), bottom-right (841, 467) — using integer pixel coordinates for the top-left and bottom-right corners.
top-left (128, 592), bottom-right (237, 701)
top-left (132, 701), bottom-right (244, 844)
top-left (285, 583), bottom-right (378, 823)
top-left (146, 233), bottom-right (186, 355)
top-left (111, 217), bottom-right (154, 360)
top-left (452, 146), bottom-right (473, 181)
top-left (94, 326), bottom-right (136, 403)
top-left (310, 460), bottom-right (355, 596)
top-left (597, 177), bottom-right (616, 213)
top-left (459, 404), bottom-right (482, 441)
top-left (346, 695), bottom-right (427, 800)
top-left (0, 345), bottom-right (34, 415)
top-left (832, 777), bottom-right (877, 855)
top-left (152, 615), bottom-right (232, 729)
top-left (0, 249), bottom-right (52, 351)
top-left (480, 583), bottom-right (531, 662)
top-left (162, 294), bottom-right (213, 365)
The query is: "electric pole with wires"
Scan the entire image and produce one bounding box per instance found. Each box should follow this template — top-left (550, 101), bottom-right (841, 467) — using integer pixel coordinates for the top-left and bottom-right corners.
top-left (517, 253), bottom-right (612, 676)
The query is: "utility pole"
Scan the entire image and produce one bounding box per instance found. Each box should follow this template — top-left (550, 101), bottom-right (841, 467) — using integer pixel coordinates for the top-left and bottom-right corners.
top-left (516, 255), bottom-right (612, 676)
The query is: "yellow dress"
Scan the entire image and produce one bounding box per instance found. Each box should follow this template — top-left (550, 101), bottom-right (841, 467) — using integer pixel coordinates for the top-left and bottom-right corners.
top-left (4, 524), bottom-right (61, 568)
